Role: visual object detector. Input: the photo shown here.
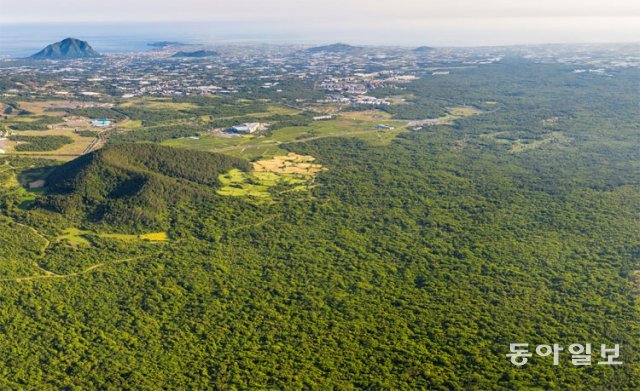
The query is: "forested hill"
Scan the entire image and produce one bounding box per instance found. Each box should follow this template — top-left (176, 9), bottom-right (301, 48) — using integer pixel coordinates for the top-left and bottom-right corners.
top-left (39, 144), bottom-right (250, 229)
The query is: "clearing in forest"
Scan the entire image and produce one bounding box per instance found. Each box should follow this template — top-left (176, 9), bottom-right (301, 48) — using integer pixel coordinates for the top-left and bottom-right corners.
top-left (408, 106), bottom-right (484, 127)
top-left (57, 228), bottom-right (169, 247)
top-left (218, 153), bottom-right (326, 201)
top-left (252, 153), bottom-right (325, 176)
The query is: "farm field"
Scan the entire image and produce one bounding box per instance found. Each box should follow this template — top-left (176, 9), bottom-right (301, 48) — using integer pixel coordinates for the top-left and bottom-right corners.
top-left (165, 110), bottom-right (410, 159)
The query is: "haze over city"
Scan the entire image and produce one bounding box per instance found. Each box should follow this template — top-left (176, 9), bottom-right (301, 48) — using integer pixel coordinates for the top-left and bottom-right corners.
top-left (2, 0), bottom-right (640, 47)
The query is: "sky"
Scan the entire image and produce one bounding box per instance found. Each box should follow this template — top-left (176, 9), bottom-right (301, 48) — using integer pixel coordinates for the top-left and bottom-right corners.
top-left (1, 0), bottom-right (640, 46)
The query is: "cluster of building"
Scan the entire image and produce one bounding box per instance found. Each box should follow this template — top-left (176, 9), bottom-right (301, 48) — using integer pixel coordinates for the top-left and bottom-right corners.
top-left (0, 44), bottom-right (429, 102)
top-left (2, 43), bottom-right (635, 111)
top-left (319, 95), bottom-right (390, 106)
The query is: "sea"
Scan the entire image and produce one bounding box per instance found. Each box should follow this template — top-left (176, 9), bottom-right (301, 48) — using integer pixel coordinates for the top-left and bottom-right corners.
top-left (0, 22), bottom-right (306, 57)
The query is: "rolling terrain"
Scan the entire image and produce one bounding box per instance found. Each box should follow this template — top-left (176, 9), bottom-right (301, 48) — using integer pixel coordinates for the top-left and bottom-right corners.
top-left (0, 53), bottom-right (637, 389)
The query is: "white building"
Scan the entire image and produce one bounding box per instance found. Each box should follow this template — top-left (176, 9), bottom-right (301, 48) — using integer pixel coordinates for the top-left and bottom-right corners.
top-left (232, 123), bottom-right (263, 134)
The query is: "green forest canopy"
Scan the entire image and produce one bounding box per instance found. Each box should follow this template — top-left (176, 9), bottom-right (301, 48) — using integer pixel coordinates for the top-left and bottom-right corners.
top-left (0, 61), bottom-right (637, 389)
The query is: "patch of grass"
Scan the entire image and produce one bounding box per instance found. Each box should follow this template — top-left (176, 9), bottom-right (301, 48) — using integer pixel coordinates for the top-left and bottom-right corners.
top-left (447, 106), bottom-right (484, 117)
top-left (57, 228), bottom-right (92, 248)
top-left (5, 128), bottom-right (95, 158)
top-left (117, 120), bottom-right (143, 129)
top-left (56, 228), bottom-right (169, 247)
top-left (217, 154), bottom-right (325, 202)
top-left (118, 98), bottom-right (199, 111)
top-left (140, 232), bottom-right (169, 241)
top-left (509, 132), bottom-right (571, 153)
top-left (99, 232), bottom-right (168, 242)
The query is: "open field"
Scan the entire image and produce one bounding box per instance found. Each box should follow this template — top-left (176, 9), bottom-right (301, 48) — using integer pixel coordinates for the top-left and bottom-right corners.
top-left (117, 119), bottom-right (143, 129)
top-left (100, 232), bottom-right (169, 241)
top-left (57, 228), bottom-right (169, 247)
top-left (118, 97), bottom-right (200, 110)
top-left (218, 153), bottom-right (325, 201)
top-left (3, 128), bottom-right (96, 157)
top-left (509, 131), bottom-right (572, 153)
top-left (253, 153), bottom-right (326, 176)
top-left (165, 110), bottom-right (409, 160)
top-left (479, 131), bottom-right (572, 153)
top-left (408, 106), bottom-right (484, 127)
top-left (57, 228), bottom-right (93, 248)
top-left (17, 101), bottom-right (66, 116)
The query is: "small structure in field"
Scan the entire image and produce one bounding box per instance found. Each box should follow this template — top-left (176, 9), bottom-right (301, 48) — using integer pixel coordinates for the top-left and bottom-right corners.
top-left (90, 118), bottom-right (111, 127)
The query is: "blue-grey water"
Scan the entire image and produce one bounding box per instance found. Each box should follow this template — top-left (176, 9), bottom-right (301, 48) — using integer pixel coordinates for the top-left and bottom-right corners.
top-left (0, 22), bottom-right (306, 57)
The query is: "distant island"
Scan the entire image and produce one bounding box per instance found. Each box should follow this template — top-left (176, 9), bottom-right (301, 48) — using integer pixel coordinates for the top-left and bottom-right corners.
top-left (148, 41), bottom-right (189, 48)
top-left (307, 43), bottom-right (360, 53)
top-left (29, 38), bottom-right (99, 60)
top-left (171, 50), bottom-right (219, 58)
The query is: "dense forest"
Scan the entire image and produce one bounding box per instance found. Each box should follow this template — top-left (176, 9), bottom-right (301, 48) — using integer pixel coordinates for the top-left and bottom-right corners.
top-left (0, 60), bottom-right (637, 389)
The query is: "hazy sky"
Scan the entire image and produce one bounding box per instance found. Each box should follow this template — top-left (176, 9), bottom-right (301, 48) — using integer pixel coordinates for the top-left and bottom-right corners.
top-left (2, 0), bottom-right (640, 46)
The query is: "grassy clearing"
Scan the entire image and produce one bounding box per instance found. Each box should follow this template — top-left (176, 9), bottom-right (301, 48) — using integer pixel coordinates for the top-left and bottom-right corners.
top-left (5, 116), bottom-right (38, 123)
top-left (99, 232), bottom-right (169, 241)
top-left (479, 131), bottom-right (572, 152)
top-left (509, 132), bottom-right (571, 153)
top-left (140, 232), bottom-right (169, 241)
top-left (447, 106), bottom-right (484, 117)
top-left (218, 153), bottom-right (325, 201)
top-left (118, 98), bottom-right (199, 111)
top-left (408, 106), bottom-right (485, 127)
top-left (253, 153), bottom-right (326, 176)
top-left (118, 120), bottom-right (143, 129)
top-left (17, 101), bottom-right (66, 116)
top-left (56, 228), bottom-right (169, 247)
top-left (4, 128), bottom-right (94, 157)
top-left (57, 228), bottom-right (92, 248)
top-left (218, 169), bottom-right (276, 199)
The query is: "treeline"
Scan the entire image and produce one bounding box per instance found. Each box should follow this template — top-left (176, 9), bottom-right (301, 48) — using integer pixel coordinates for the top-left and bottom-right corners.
top-left (74, 130), bottom-right (99, 138)
top-left (67, 107), bottom-right (127, 121)
top-left (9, 135), bottom-right (73, 151)
top-left (7, 116), bottom-right (64, 131)
top-left (110, 123), bottom-right (205, 143)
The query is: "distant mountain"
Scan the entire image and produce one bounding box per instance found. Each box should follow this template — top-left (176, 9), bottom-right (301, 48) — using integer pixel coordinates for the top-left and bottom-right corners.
top-left (413, 46), bottom-right (435, 53)
top-left (171, 50), bottom-right (219, 58)
top-left (38, 144), bottom-right (249, 228)
top-left (29, 38), bottom-right (99, 60)
top-left (307, 43), bottom-right (360, 53)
